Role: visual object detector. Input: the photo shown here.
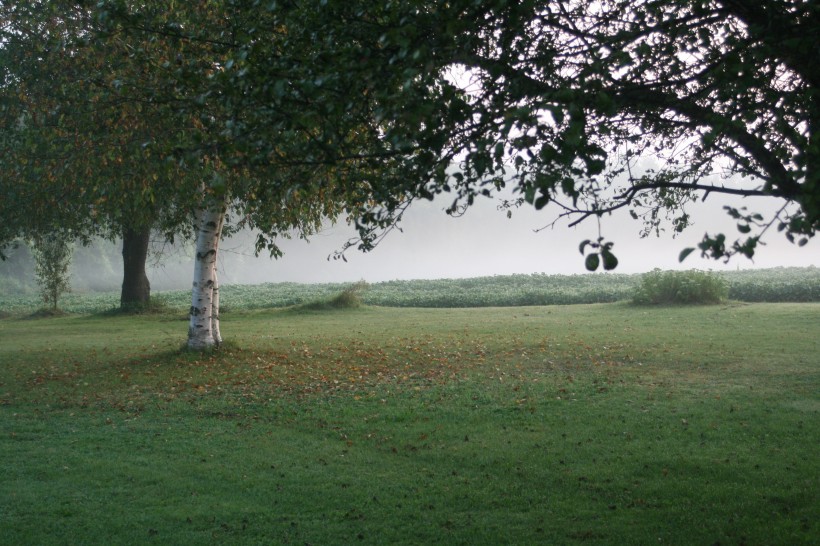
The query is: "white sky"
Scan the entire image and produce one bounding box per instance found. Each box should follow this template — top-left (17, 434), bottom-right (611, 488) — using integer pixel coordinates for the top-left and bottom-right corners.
top-left (199, 189), bottom-right (819, 286)
top-left (202, 61), bottom-right (820, 285)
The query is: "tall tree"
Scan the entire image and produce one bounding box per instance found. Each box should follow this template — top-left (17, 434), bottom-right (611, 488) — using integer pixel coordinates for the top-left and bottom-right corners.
top-left (2, 1), bottom-right (412, 348)
top-left (336, 0), bottom-right (819, 267)
top-left (0, 1), bottom-right (190, 307)
top-left (106, 0), bottom-right (817, 268)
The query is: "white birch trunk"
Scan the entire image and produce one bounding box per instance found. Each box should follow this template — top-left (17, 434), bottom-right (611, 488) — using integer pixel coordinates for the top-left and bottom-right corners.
top-left (187, 201), bottom-right (226, 350)
top-left (210, 211), bottom-right (225, 346)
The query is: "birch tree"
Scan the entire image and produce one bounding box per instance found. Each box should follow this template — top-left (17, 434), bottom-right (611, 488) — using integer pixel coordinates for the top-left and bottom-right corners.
top-left (81, 2), bottom-right (427, 349)
top-left (3, 1), bottom-right (408, 349)
top-left (187, 189), bottom-right (226, 349)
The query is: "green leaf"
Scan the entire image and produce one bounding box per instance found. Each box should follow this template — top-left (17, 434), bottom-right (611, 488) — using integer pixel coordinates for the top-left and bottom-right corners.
top-left (579, 239), bottom-right (591, 255)
top-left (585, 253), bottom-right (600, 271)
top-left (494, 142), bottom-right (505, 161)
top-left (601, 249), bottom-right (618, 270)
top-left (533, 193), bottom-right (550, 210)
top-left (678, 247), bottom-right (696, 262)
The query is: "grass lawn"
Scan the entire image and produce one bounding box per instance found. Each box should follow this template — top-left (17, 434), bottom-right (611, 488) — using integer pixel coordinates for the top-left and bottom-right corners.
top-left (1, 303), bottom-right (818, 544)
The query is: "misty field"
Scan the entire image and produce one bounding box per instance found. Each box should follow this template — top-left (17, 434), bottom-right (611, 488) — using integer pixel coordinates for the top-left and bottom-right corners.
top-left (1, 300), bottom-right (818, 545)
top-left (1, 267), bottom-right (818, 316)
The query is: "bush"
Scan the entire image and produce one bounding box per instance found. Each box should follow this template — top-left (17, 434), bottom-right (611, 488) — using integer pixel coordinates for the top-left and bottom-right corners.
top-left (293, 280), bottom-right (369, 311)
top-left (31, 233), bottom-right (74, 311)
top-left (633, 269), bottom-right (728, 305)
top-left (329, 280), bottom-right (369, 308)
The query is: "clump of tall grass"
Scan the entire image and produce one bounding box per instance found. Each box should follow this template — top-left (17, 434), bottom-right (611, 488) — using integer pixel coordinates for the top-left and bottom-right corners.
top-left (633, 269), bottom-right (728, 305)
top-left (292, 280), bottom-right (369, 311)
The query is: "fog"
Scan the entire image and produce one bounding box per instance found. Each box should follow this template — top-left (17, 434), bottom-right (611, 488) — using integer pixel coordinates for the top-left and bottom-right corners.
top-left (142, 190), bottom-right (819, 289)
top-left (2, 189), bottom-right (812, 293)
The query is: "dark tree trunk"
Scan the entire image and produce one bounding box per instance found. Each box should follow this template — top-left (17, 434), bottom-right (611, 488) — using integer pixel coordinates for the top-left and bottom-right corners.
top-left (120, 226), bottom-right (152, 308)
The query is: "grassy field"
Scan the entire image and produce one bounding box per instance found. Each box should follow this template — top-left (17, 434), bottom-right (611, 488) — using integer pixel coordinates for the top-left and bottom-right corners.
top-left (1, 301), bottom-right (818, 544)
top-left (1, 267), bottom-right (818, 315)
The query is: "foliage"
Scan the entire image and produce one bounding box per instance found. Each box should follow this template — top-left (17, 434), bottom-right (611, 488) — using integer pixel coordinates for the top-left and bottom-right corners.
top-left (0, 1), bottom-right (414, 252)
top-left (1, 304), bottom-right (817, 543)
top-left (1, 268), bottom-right (818, 315)
top-left (632, 269), bottom-right (729, 305)
top-left (0, 1), bottom-right (209, 309)
top-left (1, 1), bottom-right (817, 280)
top-left (0, 238), bottom-right (125, 295)
top-left (361, 274), bottom-right (636, 308)
top-left (0, 2), bottom-right (190, 246)
top-left (331, 281), bottom-right (368, 308)
top-left (0, 241), bottom-right (34, 294)
top-left (0, 0), bottom-right (388, 321)
top-left (30, 233), bottom-right (74, 311)
top-left (3, 1), bottom-right (432, 346)
top-left (723, 267), bottom-right (820, 303)
top-left (302, 0), bottom-right (817, 267)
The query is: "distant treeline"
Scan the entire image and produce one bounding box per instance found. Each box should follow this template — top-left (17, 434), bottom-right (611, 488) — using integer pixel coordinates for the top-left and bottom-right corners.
top-left (1, 268), bottom-right (817, 315)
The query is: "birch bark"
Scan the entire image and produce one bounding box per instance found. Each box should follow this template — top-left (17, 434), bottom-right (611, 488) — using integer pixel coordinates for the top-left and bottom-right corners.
top-left (187, 200), bottom-right (226, 350)
top-left (210, 211), bottom-right (225, 345)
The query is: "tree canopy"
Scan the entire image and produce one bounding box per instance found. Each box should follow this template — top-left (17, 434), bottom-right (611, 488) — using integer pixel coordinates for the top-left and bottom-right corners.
top-left (117, 0), bottom-right (820, 267)
top-left (327, 0), bottom-right (818, 268)
top-left (0, 1), bottom-right (416, 347)
top-left (6, 1), bottom-right (815, 267)
top-left (0, 1), bottom-right (416, 254)
top-left (1, 0), bottom-right (817, 346)
top-left (0, 0), bottom-right (196, 308)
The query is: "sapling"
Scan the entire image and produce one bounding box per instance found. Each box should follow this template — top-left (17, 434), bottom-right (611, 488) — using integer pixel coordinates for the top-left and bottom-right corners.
top-left (31, 232), bottom-right (74, 311)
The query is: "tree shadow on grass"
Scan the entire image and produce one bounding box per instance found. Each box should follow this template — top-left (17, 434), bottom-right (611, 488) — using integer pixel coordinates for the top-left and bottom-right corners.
top-left (25, 308), bottom-right (71, 319)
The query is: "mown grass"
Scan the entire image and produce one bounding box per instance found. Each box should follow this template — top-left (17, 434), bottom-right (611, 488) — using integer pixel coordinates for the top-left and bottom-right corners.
top-left (1, 303), bottom-right (818, 544)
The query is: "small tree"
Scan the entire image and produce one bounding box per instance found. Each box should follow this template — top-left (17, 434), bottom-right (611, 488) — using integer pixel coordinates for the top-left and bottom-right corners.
top-left (31, 233), bottom-right (74, 311)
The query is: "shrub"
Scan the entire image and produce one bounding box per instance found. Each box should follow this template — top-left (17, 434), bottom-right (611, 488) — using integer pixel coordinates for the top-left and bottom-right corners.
top-left (293, 280), bottom-right (369, 311)
top-left (30, 233), bottom-right (74, 311)
top-left (633, 269), bottom-right (728, 305)
top-left (329, 280), bottom-right (369, 308)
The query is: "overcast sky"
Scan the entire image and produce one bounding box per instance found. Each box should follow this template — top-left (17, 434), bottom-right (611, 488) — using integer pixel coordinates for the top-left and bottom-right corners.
top-left (166, 188), bottom-right (820, 287)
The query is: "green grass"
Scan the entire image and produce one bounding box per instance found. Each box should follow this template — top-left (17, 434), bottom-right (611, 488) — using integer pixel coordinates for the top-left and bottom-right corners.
top-left (1, 303), bottom-right (818, 544)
